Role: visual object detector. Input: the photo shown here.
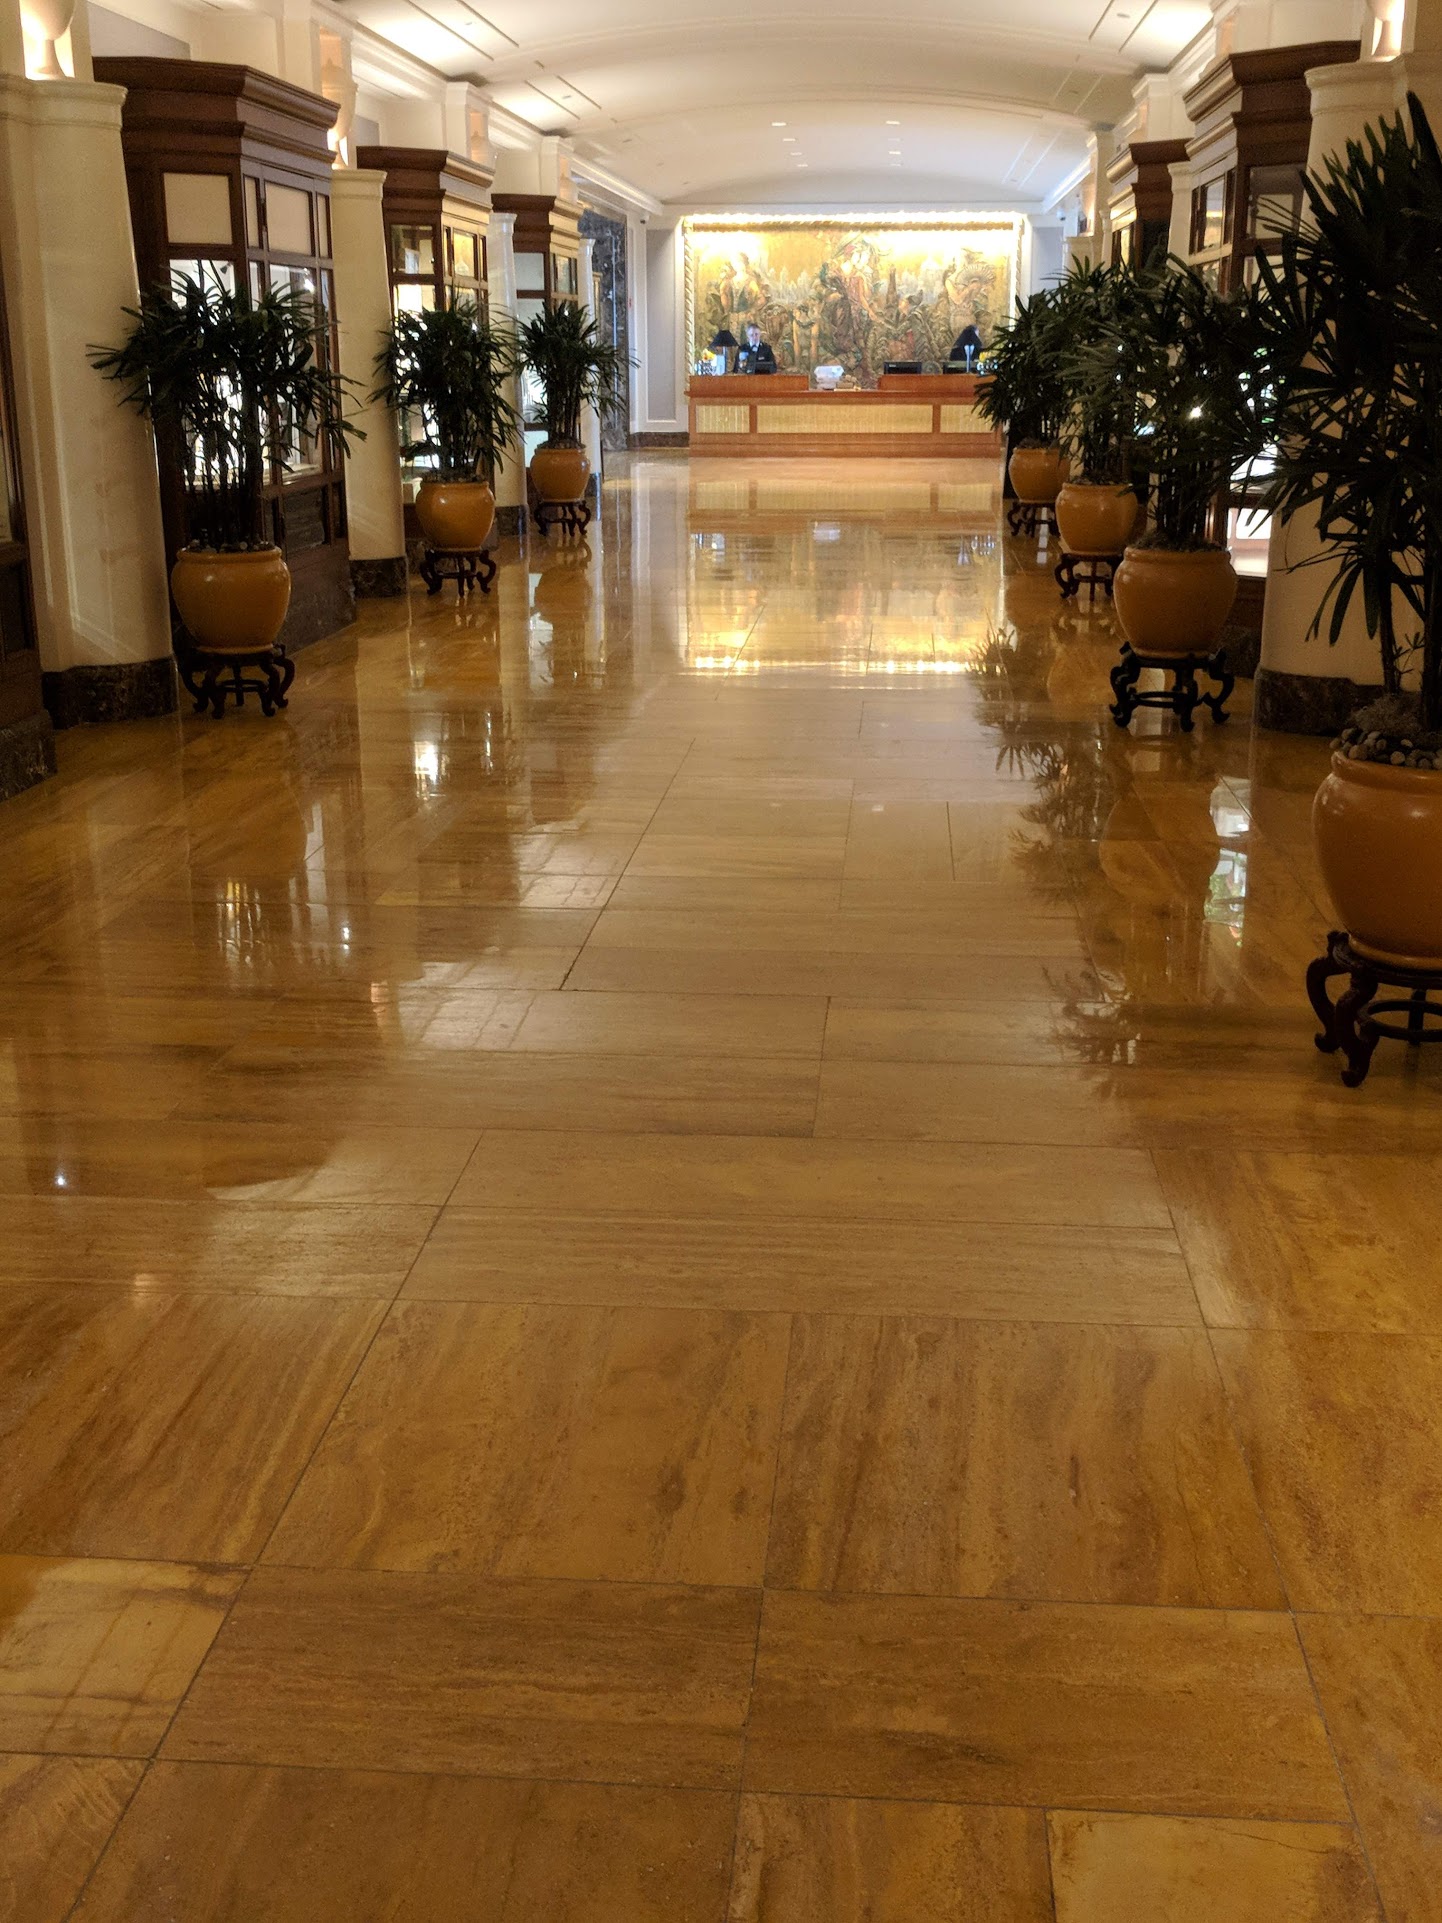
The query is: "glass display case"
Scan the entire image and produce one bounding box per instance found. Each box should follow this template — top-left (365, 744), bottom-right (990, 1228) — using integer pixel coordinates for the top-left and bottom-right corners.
top-left (94, 57), bottom-right (353, 650)
top-left (354, 147), bottom-right (492, 319)
top-left (1106, 138), bottom-right (1189, 271)
top-left (493, 191), bottom-right (584, 444)
top-left (1181, 40), bottom-right (1359, 293)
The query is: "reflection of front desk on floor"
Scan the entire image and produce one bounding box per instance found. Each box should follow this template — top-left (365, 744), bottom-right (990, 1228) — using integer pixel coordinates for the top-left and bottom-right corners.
top-left (687, 374), bottom-right (1000, 457)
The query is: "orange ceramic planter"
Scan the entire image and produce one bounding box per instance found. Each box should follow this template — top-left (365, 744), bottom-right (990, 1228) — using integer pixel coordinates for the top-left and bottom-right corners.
top-left (415, 478), bottom-right (495, 551)
top-left (1112, 545), bottom-right (1237, 656)
top-left (1313, 752), bottom-right (1442, 967)
top-left (1055, 483), bottom-right (1139, 557)
top-left (1007, 445), bottom-right (1068, 505)
top-left (171, 546), bottom-right (291, 654)
top-left (531, 444), bottom-right (592, 505)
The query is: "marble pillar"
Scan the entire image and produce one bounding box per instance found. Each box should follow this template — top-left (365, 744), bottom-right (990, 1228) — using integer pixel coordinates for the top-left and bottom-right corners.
top-left (330, 168), bottom-right (407, 596)
top-left (487, 210), bottom-right (526, 538)
top-left (0, 73), bottom-right (175, 724)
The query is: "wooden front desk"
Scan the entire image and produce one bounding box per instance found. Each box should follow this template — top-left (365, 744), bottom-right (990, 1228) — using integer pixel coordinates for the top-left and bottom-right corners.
top-left (686, 373), bottom-right (1000, 457)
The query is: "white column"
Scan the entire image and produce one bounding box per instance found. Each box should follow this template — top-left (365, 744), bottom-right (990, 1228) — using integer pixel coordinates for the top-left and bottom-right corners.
top-left (486, 209), bottom-right (525, 531)
top-left (1256, 59), bottom-right (1399, 730)
top-left (0, 74), bottom-right (173, 712)
top-left (578, 235), bottom-right (602, 488)
top-left (329, 168), bottom-right (406, 592)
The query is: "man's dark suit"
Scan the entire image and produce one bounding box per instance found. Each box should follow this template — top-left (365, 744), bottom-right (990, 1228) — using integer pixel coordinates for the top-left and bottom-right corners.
top-left (736, 340), bottom-right (777, 373)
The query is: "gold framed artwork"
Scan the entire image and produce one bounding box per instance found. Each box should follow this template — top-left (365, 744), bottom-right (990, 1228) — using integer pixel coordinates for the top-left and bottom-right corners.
top-left (685, 216), bottom-right (1021, 387)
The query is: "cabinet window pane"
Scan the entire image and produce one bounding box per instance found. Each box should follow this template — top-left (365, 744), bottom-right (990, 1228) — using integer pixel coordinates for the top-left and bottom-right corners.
top-left (267, 184), bottom-right (314, 256)
top-left (391, 225), bottom-right (435, 276)
top-left (243, 177), bottom-right (260, 249)
top-left (514, 250), bottom-right (545, 290)
top-left (164, 173), bottom-right (233, 247)
top-left (450, 229), bottom-right (478, 280)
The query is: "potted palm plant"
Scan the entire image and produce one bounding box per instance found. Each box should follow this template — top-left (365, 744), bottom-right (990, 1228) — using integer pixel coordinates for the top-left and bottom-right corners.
top-left (374, 298), bottom-right (521, 552)
top-left (1258, 93), bottom-right (1442, 967)
top-left (92, 273), bottom-right (354, 655)
top-left (519, 301), bottom-right (624, 510)
top-left (975, 283), bottom-right (1070, 506)
top-left (1054, 263), bottom-right (1147, 558)
top-left (1102, 265), bottom-right (1269, 654)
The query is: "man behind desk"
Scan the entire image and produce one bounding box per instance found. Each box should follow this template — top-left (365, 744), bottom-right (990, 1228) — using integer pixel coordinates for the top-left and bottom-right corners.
top-left (735, 323), bottom-right (777, 373)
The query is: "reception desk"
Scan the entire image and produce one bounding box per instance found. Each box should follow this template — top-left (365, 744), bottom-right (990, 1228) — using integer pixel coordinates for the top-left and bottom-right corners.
top-left (686, 373), bottom-right (1000, 458)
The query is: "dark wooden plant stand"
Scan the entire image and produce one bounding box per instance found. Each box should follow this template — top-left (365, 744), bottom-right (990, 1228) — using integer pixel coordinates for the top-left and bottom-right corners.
top-left (1109, 642), bottom-right (1234, 731)
top-left (1307, 927), bottom-right (1442, 1086)
top-left (1055, 551), bottom-right (1121, 600)
top-left (178, 643), bottom-right (294, 718)
top-left (532, 497), bottom-right (593, 537)
top-left (419, 545), bottom-right (496, 597)
top-left (1006, 499), bottom-right (1057, 539)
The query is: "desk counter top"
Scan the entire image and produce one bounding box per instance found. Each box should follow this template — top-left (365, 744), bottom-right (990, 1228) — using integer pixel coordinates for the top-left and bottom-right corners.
top-left (685, 375), bottom-right (998, 457)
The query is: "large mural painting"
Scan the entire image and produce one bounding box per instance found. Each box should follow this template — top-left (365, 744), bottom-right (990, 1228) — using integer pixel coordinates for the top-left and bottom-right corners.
top-left (686, 219), bottom-right (1019, 387)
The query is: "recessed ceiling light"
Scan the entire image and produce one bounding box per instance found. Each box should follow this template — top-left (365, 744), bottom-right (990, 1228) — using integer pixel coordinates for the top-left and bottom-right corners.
top-left (782, 135), bottom-right (796, 142)
top-left (888, 149), bottom-right (901, 155)
top-left (885, 119), bottom-right (900, 125)
top-left (797, 162), bottom-right (809, 168)
top-left (772, 120), bottom-right (786, 127)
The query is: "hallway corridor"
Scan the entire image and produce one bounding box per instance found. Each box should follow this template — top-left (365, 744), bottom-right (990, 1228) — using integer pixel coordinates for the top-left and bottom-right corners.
top-left (2, 455), bottom-right (1438, 1920)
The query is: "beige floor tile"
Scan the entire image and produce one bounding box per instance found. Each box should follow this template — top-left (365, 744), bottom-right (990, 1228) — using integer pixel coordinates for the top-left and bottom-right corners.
top-left (0, 1118), bottom-right (480, 1205)
top-left (728, 1795), bottom-right (1052, 1923)
top-left (176, 1047), bottom-right (820, 1136)
top-left (405, 1209), bottom-right (1198, 1323)
top-left (508, 991), bottom-right (828, 1057)
top-left (1047, 1811), bottom-right (1380, 1922)
top-left (1156, 1149), bottom-right (1442, 1331)
top-left (164, 1568), bottom-right (759, 1785)
top-left (71, 1766), bottom-right (734, 1923)
top-left (1300, 1614), bottom-right (1442, 1923)
top-left (265, 1302), bottom-right (789, 1583)
top-left (0, 1195), bottom-right (433, 1296)
top-left (0, 1555), bottom-right (240, 1755)
top-left (768, 1319), bottom-right (1280, 1605)
top-left (0, 1754), bottom-right (141, 1923)
top-left (0, 1287), bottom-right (384, 1561)
top-left (746, 1590), bottom-right (1346, 1817)
top-left (1213, 1331), bottom-right (1442, 1612)
top-left (450, 1130), bottom-right (1173, 1228)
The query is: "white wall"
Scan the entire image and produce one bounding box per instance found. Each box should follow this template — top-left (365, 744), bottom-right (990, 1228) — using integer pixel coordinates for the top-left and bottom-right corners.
top-left (643, 220), bottom-right (683, 431)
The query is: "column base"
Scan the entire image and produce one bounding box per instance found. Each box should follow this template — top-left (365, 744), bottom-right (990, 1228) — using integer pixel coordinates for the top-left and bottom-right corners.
top-left (42, 657), bottom-right (178, 728)
top-left (1254, 667), bottom-right (1385, 736)
top-left (350, 556), bottom-right (409, 598)
top-left (627, 431), bottom-right (689, 449)
top-left (494, 505), bottom-right (525, 538)
top-left (0, 710), bottom-right (57, 799)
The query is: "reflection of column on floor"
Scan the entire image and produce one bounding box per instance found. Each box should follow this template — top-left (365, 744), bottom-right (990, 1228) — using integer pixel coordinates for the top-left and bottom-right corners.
top-left (331, 169), bottom-right (407, 597)
top-left (1256, 57), bottom-right (1402, 734)
top-left (487, 211), bottom-right (526, 538)
top-left (0, 5), bottom-right (175, 725)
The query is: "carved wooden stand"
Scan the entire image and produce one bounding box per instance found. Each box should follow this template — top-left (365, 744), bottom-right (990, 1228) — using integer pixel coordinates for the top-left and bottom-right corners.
top-left (532, 497), bottom-right (593, 537)
top-left (1055, 551), bottom-right (1121, 600)
top-left (178, 643), bottom-right (294, 718)
top-left (1006, 499), bottom-right (1057, 539)
top-left (1109, 642), bottom-right (1234, 732)
top-left (1306, 927), bottom-right (1442, 1086)
top-left (419, 546), bottom-right (496, 597)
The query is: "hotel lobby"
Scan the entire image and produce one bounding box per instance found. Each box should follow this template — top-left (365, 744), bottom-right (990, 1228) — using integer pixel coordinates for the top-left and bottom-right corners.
top-left (3, 0), bottom-right (1442, 1918)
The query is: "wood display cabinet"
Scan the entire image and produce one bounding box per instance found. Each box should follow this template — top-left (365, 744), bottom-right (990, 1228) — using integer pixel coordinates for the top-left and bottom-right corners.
top-left (1180, 40), bottom-right (1358, 292)
top-left (1107, 138), bottom-right (1189, 270)
top-left (493, 191), bottom-right (584, 445)
top-left (0, 255), bottom-right (50, 787)
top-left (94, 57), bottom-right (353, 651)
top-left (354, 147), bottom-right (492, 318)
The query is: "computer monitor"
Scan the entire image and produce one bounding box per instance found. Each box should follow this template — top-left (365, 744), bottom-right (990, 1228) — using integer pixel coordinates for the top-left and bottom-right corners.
top-left (883, 360), bottom-right (923, 374)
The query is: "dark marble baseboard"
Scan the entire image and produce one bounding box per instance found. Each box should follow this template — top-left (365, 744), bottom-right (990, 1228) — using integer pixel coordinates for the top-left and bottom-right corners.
top-left (350, 555), bottom-right (408, 598)
top-left (494, 505), bottom-right (524, 538)
top-left (1222, 624), bottom-right (1262, 680)
top-left (628, 432), bottom-right (689, 449)
top-left (0, 710), bottom-right (57, 799)
top-left (43, 657), bottom-right (178, 728)
top-left (1254, 666), bottom-right (1385, 735)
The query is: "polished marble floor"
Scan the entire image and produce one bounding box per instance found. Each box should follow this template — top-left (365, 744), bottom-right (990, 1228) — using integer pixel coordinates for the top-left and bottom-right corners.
top-left (2, 454), bottom-right (1437, 1920)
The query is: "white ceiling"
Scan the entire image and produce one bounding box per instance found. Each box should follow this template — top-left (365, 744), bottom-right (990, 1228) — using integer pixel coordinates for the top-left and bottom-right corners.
top-left (339, 0), bottom-right (1214, 205)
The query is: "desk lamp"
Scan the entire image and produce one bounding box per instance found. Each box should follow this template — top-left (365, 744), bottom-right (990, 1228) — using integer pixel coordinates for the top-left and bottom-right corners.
top-left (708, 328), bottom-right (738, 373)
